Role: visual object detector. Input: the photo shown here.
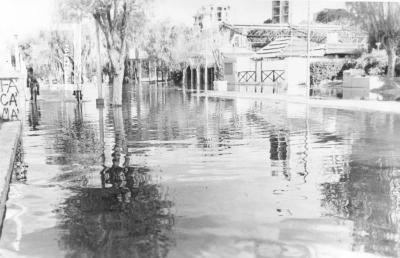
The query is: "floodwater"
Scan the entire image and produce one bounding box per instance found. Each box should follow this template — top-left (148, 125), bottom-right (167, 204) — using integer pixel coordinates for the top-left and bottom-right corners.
top-left (1, 84), bottom-right (400, 258)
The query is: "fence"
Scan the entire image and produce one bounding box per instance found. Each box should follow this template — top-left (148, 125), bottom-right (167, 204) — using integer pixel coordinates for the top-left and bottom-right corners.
top-left (261, 70), bottom-right (285, 83)
top-left (238, 71), bottom-right (256, 83)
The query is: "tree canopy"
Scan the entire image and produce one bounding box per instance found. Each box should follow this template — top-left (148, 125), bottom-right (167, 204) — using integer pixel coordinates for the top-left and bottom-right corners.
top-left (315, 8), bottom-right (352, 24)
top-left (349, 2), bottom-right (400, 78)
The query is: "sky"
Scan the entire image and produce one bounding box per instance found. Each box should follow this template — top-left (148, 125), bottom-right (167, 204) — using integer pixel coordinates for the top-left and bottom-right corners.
top-left (0, 0), bottom-right (53, 37)
top-left (152, 0), bottom-right (347, 25)
top-left (0, 0), bottom-right (349, 39)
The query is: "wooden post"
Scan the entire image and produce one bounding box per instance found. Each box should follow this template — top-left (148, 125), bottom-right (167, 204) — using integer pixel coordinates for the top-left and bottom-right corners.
top-left (255, 60), bottom-right (258, 82)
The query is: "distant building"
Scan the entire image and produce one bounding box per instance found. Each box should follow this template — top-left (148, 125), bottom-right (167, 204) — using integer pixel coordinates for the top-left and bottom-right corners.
top-left (268, 1), bottom-right (348, 25)
top-left (194, 4), bottom-right (231, 30)
top-left (271, 1), bottom-right (289, 24)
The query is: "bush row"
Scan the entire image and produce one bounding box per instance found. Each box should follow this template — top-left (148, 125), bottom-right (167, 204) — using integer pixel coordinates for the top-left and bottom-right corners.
top-left (310, 61), bottom-right (343, 86)
top-left (310, 50), bottom-right (400, 86)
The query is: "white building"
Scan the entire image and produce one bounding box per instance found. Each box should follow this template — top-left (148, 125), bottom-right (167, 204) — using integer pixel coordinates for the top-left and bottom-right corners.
top-left (194, 4), bottom-right (231, 30)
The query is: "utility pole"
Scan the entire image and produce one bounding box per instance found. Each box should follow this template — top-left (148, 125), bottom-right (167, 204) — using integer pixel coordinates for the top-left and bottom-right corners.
top-left (305, 0), bottom-right (311, 98)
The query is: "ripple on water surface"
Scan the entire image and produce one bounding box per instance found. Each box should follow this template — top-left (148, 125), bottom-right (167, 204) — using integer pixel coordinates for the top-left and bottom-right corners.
top-left (0, 87), bottom-right (400, 258)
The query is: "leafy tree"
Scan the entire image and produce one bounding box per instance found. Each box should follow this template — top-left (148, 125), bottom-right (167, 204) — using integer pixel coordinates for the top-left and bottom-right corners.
top-left (20, 26), bottom-right (97, 84)
top-left (62, 0), bottom-right (151, 105)
top-left (348, 2), bottom-right (400, 78)
top-left (315, 8), bottom-right (352, 24)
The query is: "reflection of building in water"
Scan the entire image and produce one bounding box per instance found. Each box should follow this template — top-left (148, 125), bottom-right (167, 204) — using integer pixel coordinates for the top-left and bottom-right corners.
top-left (269, 130), bottom-right (288, 161)
top-left (269, 129), bottom-right (290, 178)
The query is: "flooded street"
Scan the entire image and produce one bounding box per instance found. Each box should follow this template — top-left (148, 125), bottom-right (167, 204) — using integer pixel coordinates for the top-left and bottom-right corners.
top-left (1, 84), bottom-right (400, 258)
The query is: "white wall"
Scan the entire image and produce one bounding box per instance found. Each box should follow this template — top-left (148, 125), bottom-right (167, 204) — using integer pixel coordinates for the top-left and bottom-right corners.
top-left (261, 59), bottom-right (287, 71)
top-left (236, 57), bottom-right (256, 72)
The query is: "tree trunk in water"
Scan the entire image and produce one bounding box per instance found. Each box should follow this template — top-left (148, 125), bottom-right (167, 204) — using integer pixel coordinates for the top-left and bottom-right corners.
top-left (387, 46), bottom-right (396, 78)
top-left (106, 42), bottom-right (126, 106)
top-left (112, 65), bottom-right (124, 106)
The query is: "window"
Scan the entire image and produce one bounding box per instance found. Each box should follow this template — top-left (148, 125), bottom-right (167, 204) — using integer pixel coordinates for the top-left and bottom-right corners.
top-left (224, 63), bottom-right (233, 75)
top-left (217, 7), bottom-right (222, 21)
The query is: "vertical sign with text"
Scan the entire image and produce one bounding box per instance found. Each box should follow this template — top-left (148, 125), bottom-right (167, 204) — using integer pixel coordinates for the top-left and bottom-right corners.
top-left (0, 78), bottom-right (20, 121)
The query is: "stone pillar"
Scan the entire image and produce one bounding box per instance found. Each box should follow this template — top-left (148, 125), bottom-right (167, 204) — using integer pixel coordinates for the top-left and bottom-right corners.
top-left (196, 65), bottom-right (200, 93)
top-left (182, 67), bottom-right (186, 92)
top-left (205, 65), bottom-right (208, 93)
top-left (190, 67), bottom-right (194, 91)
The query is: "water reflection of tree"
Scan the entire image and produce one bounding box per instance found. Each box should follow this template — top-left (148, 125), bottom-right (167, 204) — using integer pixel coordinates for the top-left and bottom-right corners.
top-left (58, 170), bottom-right (175, 258)
top-left (52, 104), bottom-right (102, 167)
top-left (320, 112), bottom-right (400, 257)
top-left (321, 162), bottom-right (400, 257)
top-left (58, 86), bottom-right (175, 257)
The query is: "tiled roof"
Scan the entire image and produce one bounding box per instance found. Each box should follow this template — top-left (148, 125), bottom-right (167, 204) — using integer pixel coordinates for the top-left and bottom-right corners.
top-left (325, 42), bottom-right (362, 55)
top-left (255, 37), bottom-right (325, 58)
top-left (255, 37), bottom-right (362, 58)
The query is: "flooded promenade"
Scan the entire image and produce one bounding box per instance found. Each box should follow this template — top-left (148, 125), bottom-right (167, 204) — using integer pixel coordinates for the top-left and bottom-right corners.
top-left (0, 85), bottom-right (400, 257)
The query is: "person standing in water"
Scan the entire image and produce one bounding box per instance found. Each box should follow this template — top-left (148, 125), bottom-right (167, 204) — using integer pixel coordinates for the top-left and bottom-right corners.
top-left (26, 67), bottom-right (40, 100)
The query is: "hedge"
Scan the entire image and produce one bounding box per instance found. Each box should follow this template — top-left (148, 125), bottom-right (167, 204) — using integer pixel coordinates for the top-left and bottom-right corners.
top-left (310, 61), bottom-right (344, 86)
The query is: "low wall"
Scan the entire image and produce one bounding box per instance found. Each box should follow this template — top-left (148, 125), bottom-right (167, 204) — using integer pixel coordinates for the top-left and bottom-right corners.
top-left (0, 74), bottom-right (25, 227)
top-left (0, 121), bottom-right (22, 228)
top-left (342, 75), bottom-right (385, 100)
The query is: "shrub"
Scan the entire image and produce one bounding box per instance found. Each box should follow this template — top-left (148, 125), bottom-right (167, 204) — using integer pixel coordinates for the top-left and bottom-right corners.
top-left (355, 50), bottom-right (387, 76)
top-left (171, 70), bottom-right (182, 84)
top-left (310, 60), bottom-right (344, 86)
top-left (337, 59), bottom-right (358, 79)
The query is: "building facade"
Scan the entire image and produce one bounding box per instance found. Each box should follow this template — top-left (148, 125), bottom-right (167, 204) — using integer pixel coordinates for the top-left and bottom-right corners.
top-left (194, 4), bottom-right (231, 29)
top-left (272, 1), bottom-right (289, 23)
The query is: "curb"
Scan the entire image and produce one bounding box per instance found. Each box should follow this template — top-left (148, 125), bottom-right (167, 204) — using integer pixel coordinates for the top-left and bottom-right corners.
top-left (0, 121), bottom-right (22, 230)
top-left (201, 91), bottom-right (400, 115)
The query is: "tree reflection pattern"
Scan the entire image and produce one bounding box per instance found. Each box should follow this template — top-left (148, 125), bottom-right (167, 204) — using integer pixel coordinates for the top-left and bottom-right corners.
top-left (47, 91), bottom-right (175, 258)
